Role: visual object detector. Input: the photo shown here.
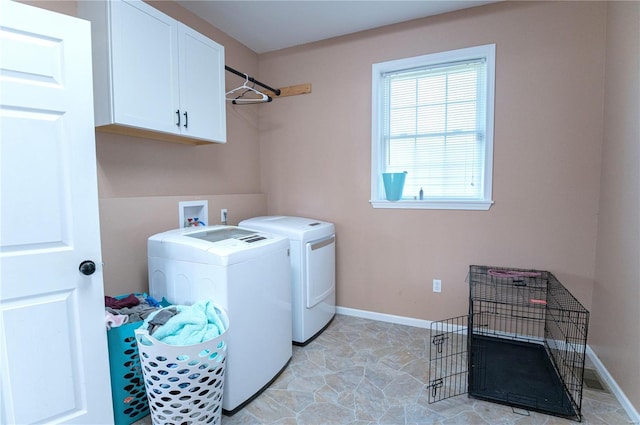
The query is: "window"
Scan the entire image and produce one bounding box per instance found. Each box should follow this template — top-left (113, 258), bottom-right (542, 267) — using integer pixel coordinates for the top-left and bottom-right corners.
top-left (370, 44), bottom-right (495, 210)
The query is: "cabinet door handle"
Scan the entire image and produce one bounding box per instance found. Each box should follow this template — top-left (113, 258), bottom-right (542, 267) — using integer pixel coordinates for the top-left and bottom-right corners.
top-left (183, 111), bottom-right (188, 128)
top-left (176, 110), bottom-right (180, 127)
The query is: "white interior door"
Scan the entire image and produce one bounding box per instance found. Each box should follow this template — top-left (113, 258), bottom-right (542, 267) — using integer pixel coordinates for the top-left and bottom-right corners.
top-left (0, 2), bottom-right (114, 424)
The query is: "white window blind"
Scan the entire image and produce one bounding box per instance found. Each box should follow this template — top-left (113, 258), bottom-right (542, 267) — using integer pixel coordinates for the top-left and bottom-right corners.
top-left (371, 45), bottom-right (495, 210)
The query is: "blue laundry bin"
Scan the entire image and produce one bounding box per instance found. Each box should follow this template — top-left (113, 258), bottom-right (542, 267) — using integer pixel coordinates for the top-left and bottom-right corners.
top-left (107, 293), bottom-right (170, 425)
top-left (382, 172), bottom-right (407, 201)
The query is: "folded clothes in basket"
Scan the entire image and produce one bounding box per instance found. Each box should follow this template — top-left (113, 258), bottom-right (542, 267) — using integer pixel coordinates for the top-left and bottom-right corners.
top-left (140, 300), bottom-right (227, 346)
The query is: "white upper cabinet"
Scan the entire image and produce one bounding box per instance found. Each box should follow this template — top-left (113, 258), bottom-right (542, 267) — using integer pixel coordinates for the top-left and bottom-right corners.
top-left (79, 0), bottom-right (226, 144)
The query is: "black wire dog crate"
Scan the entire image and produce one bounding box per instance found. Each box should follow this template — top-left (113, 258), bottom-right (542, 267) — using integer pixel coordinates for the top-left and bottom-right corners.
top-left (427, 265), bottom-right (590, 421)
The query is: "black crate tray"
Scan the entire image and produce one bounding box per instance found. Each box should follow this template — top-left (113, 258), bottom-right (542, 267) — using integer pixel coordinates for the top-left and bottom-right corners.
top-left (469, 335), bottom-right (577, 420)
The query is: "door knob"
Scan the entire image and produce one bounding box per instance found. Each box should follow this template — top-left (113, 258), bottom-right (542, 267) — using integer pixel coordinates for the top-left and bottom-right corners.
top-left (79, 260), bottom-right (96, 276)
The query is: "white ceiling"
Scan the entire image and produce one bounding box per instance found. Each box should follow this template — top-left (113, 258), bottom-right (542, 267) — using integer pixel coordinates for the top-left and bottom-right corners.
top-left (176, 1), bottom-right (498, 54)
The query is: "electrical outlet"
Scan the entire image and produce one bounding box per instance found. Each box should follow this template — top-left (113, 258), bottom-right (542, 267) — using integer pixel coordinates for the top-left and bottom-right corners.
top-left (433, 279), bottom-right (442, 293)
top-left (220, 208), bottom-right (228, 224)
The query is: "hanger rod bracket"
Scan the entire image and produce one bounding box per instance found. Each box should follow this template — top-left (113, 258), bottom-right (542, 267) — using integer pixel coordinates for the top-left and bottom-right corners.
top-left (261, 83), bottom-right (312, 98)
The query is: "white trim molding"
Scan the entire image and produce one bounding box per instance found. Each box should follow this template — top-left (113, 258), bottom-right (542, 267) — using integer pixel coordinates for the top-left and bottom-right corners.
top-left (586, 346), bottom-right (640, 424)
top-left (336, 306), bottom-right (433, 329)
top-left (370, 44), bottom-right (496, 211)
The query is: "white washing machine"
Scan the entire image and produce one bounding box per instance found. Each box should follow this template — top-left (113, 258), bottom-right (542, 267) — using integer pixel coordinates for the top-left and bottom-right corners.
top-left (147, 226), bottom-right (292, 414)
top-left (239, 216), bottom-right (335, 345)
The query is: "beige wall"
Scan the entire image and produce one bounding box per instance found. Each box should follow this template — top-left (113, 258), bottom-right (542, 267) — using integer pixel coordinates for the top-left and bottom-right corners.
top-left (99, 194), bottom-right (266, 296)
top-left (97, 2), bottom-right (268, 294)
top-left (258, 1), bottom-right (605, 320)
top-left (26, 0), bottom-right (267, 295)
top-left (592, 1), bottom-right (640, 411)
top-left (24, 0), bottom-right (638, 412)
top-left (95, 1), bottom-right (263, 199)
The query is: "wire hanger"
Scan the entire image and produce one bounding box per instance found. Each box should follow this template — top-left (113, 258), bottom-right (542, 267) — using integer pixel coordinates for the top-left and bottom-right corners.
top-left (225, 73), bottom-right (272, 104)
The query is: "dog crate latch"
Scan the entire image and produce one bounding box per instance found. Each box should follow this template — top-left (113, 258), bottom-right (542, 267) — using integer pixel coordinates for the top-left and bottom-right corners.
top-left (431, 333), bottom-right (448, 354)
top-left (428, 378), bottom-right (444, 399)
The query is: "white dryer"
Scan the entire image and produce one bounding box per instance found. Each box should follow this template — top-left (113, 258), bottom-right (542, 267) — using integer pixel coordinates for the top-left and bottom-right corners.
top-left (239, 216), bottom-right (335, 345)
top-left (147, 226), bottom-right (292, 414)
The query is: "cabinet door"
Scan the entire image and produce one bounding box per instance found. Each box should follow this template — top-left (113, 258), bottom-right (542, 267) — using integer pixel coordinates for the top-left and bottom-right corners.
top-left (178, 24), bottom-right (227, 143)
top-left (111, 0), bottom-right (180, 134)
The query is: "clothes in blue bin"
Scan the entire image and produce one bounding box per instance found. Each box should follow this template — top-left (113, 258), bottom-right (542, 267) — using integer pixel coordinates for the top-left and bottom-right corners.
top-left (105, 311), bottom-right (129, 330)
top-left (140, 300), bottom-right (226, 346)
top-left (105, 294), bottom-right (164, 329)
top-left (105, 293), bottom-right (140, 309)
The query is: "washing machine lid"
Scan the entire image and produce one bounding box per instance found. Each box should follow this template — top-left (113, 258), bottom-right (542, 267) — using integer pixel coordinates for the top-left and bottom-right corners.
top-left (148, 225), bottom-right (288, 266)
top-left (187, 227), bottom-right (261, 243)
top-left (239, 216), bottom-right (335, 242)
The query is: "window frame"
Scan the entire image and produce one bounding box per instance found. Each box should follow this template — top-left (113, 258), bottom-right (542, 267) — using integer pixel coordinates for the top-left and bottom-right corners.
top-left (370, 44), bottom-right (496, 210)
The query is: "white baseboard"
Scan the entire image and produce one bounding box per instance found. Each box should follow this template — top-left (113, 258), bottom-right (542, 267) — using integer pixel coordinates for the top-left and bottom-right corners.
top-left (586, 346), bottom-right (640, 424)
top-left (335, 306), bottom-right (639, 424)
top-left (336, 306), bottom-right (433, 329)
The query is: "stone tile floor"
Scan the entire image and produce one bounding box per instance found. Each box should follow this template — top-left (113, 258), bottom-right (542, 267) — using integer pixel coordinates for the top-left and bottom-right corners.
top-left (134, 314), bottom-right (633, 424)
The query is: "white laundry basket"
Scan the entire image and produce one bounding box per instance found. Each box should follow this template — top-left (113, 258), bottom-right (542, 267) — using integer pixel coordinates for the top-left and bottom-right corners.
top-left (134, 306), bottom-right (229, 425)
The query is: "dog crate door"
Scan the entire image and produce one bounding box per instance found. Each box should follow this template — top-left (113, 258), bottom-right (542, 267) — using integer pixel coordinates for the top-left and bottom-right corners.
top-left (427, 315), bottom-right (468, 403)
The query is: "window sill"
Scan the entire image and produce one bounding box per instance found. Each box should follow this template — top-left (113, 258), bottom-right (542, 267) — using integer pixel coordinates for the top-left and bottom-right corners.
top-left (369, 199), bottom-right (494, 210)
